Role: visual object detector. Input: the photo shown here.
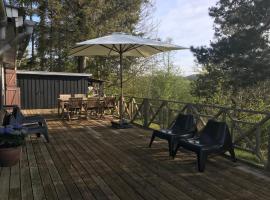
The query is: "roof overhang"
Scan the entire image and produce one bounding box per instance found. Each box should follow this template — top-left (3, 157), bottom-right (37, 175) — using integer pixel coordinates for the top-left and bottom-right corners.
top-left (17, 70), bottom-right (92, 77)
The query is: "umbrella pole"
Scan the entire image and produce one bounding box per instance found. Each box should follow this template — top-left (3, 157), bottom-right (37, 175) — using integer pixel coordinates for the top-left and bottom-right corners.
top-left (119, 50), bottom-right (123, 124)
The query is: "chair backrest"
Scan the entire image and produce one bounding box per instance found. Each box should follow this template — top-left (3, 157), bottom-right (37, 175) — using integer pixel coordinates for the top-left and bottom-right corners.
top-left (170, 114), bottom-right (196, 134)
top-left (74, 94), bottom-right (86, 98)
top-left (11, 106), bottom-right (24, 124)
top-left (68, 97), bottom-right (83, 109)
top-left (59, 94), bottom-right (71, 100)
top-left (199, 120), bottom-right (232, 146)
top-left (0, 109), bottom-right (8, 126)
top-left (104, 97), bottom-right (116, 109)
top-left (86, 97), bottom-right (100, 109)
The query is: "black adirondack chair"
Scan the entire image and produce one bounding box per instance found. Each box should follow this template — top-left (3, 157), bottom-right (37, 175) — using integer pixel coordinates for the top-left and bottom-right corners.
top-left (8, 106), bottom-right (49, 142)
top-left (149, 114), bottom-right (197, 156)
top-left (173, 120), bottom-right (236, 172)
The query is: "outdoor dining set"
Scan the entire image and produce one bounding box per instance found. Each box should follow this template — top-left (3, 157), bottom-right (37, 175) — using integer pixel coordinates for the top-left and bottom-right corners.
top-left (58, 94), bottom-right (116, 120)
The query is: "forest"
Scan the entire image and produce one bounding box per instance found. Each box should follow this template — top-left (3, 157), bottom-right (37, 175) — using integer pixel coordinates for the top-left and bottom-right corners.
top-left (9, 0), bottom-right (270, 111)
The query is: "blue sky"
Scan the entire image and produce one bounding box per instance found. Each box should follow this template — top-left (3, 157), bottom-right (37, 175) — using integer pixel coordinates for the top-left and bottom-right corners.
top-left (154, 0), bottom-right (218, 75)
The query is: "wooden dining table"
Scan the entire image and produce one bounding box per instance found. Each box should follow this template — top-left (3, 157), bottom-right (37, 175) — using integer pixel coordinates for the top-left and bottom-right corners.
top-left (57, 97), bottom-right (105, 117)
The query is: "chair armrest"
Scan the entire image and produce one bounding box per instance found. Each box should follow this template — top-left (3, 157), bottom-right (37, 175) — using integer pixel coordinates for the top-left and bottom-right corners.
top-left (23, 116), bottom-right (47, 126)
top-left (3, 105), bottom-right (19, 108)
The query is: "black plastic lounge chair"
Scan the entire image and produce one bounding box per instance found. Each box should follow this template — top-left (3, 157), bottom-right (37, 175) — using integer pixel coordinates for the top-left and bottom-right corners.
top-left (173, 120), bottom-right (236, 172)
top-left (7, 106), bottom-right (49, 142)
top-left (149, 114), bottom-right (197, 156)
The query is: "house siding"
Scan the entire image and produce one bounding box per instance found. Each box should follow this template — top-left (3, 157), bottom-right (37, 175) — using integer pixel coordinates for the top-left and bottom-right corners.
top-left (17, 74), bottom-right (90, 109)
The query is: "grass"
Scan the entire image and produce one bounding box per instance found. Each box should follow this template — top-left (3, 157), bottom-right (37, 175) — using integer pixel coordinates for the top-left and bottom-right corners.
top-left (233, 149), bottom-right (265, 167)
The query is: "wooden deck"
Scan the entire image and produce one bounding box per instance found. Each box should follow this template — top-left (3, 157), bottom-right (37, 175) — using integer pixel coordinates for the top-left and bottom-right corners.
top-left (1, 110), bottom-right (270, 200)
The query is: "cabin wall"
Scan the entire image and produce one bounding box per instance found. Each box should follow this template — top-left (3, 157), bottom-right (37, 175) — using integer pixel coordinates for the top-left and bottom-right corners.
top-left (17, 74), bottom-right (89, 109)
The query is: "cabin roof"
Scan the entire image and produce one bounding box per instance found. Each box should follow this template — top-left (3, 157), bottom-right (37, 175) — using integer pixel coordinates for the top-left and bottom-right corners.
top-left (17, 70), bottom-right (92, 77)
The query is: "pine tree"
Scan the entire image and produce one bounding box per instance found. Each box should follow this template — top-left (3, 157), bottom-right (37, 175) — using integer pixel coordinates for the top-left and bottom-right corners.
top-left (191, 0), bottom-right (270, 97)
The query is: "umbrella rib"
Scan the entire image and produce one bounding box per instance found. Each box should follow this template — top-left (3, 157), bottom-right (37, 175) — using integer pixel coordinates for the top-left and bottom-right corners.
top-left (71, 44), bottom-right (87, 49)
top-left (69, 45), bottom-right (94, 56)
top-left (122, 44), bottom-right (127, 52)
top-left (112, 44), bottom-right (120, 52)
top-left (134, 48), bottom-right (147, 57)
top-left (107, 48), bottom-right (113, 56)
top-left (145, 45), bottom-right (164, 52)
top-left (99, 44), bottom-right (117, 52)
top-left (124, 44), bottom-right (142, 52)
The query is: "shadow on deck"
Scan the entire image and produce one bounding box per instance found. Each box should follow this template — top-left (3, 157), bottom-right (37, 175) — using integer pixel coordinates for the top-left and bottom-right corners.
top-left (0, 109), bottom-right (270, 200)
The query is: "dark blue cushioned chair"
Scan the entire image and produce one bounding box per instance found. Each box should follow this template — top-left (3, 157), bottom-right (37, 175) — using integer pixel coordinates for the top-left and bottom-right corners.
top-left (149, 114), bottom-right (197, 156)
top-left (173, 120), bottom-right (236, 172)
top-left (4, 106), bottom-right (49, 142)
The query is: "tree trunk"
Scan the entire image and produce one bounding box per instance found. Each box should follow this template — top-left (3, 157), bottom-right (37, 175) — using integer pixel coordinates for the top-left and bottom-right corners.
top-left (77, 56), bottom-right (86, 73)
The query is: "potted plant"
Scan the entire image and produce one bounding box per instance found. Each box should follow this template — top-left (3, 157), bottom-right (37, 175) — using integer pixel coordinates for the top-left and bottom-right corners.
top-left (0, 125), bottom-right (26, 167)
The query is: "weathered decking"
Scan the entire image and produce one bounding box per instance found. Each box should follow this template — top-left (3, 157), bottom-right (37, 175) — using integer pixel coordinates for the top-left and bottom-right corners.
top-left (1, 110), bottom-right (270, 200)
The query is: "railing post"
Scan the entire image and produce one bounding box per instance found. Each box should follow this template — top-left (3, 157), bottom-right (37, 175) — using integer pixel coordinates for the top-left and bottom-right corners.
top-left (143, 98), bottom-right (149, 128)
top-left (129, 97), bottom-right (134, 120)
top-left (168, 108), bottom-right (173, 128)
top-left (222, 109), bottom-right (227, 122)
top-left (255, 127), bottom-right (261, 155)
top-left (267, 128), bottom-right (270, 171)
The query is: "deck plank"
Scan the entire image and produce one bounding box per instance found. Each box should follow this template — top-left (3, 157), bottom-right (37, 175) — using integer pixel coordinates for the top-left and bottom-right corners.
top-left (38, 140), bottom-right (72, 200)
top-left (0, 166), bottom-right (10, 200)
top-left (32, 140), bottom-right (58, 200)
top-left (49, 121), bottom-right (98, 200)
top-left (93, 120), bottom-right (269, 200)
top-left (9, 162), bottom-right (21, 200)
top-left (1, 110), bottom-right (270, 200)
top-left (26, 140), bottom-right (46, 200)
top-left (20, 145), bottom-right (34, 200)
top-left (78, 124), bottom-right (193, 200)
top-left (45, 139), bottom-right (83, 200)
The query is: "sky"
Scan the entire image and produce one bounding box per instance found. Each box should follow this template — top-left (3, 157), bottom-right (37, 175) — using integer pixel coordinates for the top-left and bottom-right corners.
top-left (154, 0), bottom-right (218, 76)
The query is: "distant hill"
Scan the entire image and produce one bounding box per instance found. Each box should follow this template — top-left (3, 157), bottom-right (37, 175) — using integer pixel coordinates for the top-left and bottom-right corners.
top-left (185, 74), bottom-right (198, 81)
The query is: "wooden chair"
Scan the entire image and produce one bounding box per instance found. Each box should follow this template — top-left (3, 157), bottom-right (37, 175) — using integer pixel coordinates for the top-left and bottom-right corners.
top-left (59, 94), bottom-right (71, 100)
top-left (84, 97), bottom-right (100, 118)
top-left (74, 94), bottom-right (86, 98)
top-left (64, 97), bottom-right (83, 120)
top-left (58, 94), bottom-right (72, 115)
top-left (104, 96), bottom-right (116, 114)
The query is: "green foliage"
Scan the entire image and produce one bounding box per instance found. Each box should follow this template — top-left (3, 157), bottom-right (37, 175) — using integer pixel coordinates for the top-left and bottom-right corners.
top-left (17, 0), bottom-right (153, 75)
top-left (0, 128), bottom-right (25, 148)
top-left (191, 0), bottom-right (270, 109)
top-left (119, 69), bottom-right (194, 103)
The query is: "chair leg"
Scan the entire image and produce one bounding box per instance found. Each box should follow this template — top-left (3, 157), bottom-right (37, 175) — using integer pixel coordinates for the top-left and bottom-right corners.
top-left (149, 134), bottom-right (156, 148)
top-left (197, 151), bottom-right (207, 172)
top-left (229, 147), bottom-right (236, 162)
top-left (42, 130), bottom-right (49, 142)
top-left (172, 143), bottom-right (180, 159)
top-left (168, 138), bottom-right (175, 157)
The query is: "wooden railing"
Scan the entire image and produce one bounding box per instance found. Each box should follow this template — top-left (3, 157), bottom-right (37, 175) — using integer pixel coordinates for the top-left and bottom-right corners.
top-left (115, 96), bottom-right (270, 171)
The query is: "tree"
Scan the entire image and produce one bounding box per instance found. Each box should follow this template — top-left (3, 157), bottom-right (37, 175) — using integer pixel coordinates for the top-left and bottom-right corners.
top-left (191, 0), bottom-right (270, 98)
top-left (17, 0), bottom-right (153, 74)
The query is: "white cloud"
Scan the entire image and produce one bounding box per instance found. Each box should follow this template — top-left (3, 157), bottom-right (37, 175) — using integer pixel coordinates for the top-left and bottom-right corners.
top-left (154, 0), bottom-right (218, 75)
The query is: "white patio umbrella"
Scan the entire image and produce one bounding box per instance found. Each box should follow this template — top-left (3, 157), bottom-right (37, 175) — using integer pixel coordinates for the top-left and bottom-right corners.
top-left (70, 32), bottom-right (187, 128)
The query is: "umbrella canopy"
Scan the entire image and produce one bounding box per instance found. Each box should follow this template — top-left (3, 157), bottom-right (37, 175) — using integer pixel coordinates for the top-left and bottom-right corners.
top-left (70, 32), bottom-right (187, 57)
top-left (70, 32), bottom-right (187, 127)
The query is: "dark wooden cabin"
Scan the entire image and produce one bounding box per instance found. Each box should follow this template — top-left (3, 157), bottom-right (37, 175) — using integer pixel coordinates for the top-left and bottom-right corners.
top-left (17, 70), bottom-right (104, 109)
